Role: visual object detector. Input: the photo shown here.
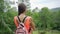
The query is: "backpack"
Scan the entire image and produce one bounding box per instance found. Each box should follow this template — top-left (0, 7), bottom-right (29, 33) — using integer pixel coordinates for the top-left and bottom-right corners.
top-left (15, 16), bottom-right (28, 34)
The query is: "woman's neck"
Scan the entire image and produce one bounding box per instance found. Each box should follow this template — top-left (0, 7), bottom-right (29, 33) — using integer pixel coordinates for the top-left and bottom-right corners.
top-left (18, 13), bottom-right (26, 21)
top-left (19, 13), bottom-right (26, 16)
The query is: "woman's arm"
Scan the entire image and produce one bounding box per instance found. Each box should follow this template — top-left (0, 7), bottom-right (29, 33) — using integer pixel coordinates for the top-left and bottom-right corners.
top-left (14, 16), bottom-right (18, 27)
top-left (30, 17), bottom-right (35, 30)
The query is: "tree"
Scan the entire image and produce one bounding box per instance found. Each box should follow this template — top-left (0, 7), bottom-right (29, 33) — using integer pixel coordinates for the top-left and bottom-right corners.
top-left (52, 10), bottom-right (60, 30)
top-left (0, 0), bottom-right (5, 13)
top-left (39, 7), bottom-right (51, 30)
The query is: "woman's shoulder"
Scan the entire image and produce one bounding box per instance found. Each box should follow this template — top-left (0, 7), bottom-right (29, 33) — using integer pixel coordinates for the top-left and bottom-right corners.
top-left (27, 16), bottom-right (32, 19)
top-left (26, 16), bottom-right (33, 21)
top-left (14, 16), bottom-right (17, 19)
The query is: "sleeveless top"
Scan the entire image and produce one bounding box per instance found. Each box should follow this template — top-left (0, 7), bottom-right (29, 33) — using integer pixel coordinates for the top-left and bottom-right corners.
top-left (14, 16), bottom-right (31, 34)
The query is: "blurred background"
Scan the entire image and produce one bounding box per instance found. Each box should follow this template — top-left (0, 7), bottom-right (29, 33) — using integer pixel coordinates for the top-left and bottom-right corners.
top-left (0, 0), bottom-right (60, 34)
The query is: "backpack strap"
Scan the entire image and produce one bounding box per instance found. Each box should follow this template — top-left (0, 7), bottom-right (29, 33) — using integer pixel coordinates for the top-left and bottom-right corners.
top-left (23, 16), bottom-right (27, 23)
top-left (17, 16), bottom-right (27, 23)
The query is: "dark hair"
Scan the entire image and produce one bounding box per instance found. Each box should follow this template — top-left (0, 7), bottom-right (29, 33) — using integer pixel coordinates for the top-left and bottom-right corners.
top-left (18, 3), bottom-right (26, 15)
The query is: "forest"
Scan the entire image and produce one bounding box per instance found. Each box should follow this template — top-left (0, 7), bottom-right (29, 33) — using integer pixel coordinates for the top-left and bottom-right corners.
top-left (0, 0), bottom-right (60, 34)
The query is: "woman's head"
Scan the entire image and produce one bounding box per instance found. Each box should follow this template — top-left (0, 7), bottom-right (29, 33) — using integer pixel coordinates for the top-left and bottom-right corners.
top-left (18, 3), bottom-right (26, 15)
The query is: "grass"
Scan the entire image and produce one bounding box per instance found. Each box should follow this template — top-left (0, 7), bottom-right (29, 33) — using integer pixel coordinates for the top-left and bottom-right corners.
top-left (33, 30), bottom-right (60, 34)
top-left (33, 30), bottom-right (38, 34)
top-left (46, 30), bottom-right (60, 34)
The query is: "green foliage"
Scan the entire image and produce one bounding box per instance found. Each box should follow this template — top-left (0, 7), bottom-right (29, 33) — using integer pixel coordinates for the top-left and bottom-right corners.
top-left (0, 0), bottom-right (5, 13)
top-left (26, 7), bottom-right (60, 31)
top-left (0, 1), bottom-right (60, 33)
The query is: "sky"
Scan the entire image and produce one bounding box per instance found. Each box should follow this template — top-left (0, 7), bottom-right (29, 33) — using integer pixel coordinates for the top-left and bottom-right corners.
top-left (30, 0), bottom-right (60, 9)
top-left (10, 0), bottom-right (60, 9)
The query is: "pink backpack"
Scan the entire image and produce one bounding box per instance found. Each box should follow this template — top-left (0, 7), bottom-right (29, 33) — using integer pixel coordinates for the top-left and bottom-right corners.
top-left (15, 16), bottom-right (28, 34)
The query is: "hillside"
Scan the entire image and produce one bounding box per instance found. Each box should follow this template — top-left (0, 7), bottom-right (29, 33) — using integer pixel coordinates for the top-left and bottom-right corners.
top-left (51, 7), bottom-right (60, 12)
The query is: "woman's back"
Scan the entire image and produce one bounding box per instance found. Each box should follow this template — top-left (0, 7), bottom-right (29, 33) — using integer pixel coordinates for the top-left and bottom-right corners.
top-left (14, 3), bottom-right (35, 34)
top-left (14, 15), bottom-right (32, 34)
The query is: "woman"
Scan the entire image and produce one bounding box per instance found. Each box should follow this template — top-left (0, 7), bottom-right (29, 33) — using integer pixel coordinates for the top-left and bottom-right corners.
top-left (14, 3), bottom-right (35, 34)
